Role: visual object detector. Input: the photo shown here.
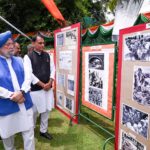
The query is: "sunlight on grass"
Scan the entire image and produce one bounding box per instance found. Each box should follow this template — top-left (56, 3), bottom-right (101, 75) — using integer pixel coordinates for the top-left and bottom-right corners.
top-left (0, 109), bottom-right (114, 150)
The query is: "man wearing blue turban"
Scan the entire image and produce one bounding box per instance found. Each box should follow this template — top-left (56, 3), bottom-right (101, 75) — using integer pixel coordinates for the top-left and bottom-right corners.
top-left (0, 31), bottom-right (35, 150)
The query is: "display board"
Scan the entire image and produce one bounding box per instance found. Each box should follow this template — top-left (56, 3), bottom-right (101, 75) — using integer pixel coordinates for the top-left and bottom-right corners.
top-left (54, 23), bottom-right (80, 123)
top-left (82, 44), bottom-right (115, 119)
top-left (115, 23), bottom-right (150, 150)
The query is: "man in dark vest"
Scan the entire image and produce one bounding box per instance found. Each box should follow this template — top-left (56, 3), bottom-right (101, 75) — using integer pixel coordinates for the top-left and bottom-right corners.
top-left (0, 31), bottom-right (35, 150)
top-left (23, 34), bottom-right (55, 140)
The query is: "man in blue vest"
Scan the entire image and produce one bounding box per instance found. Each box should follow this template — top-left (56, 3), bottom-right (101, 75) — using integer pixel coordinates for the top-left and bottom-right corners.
top-left (0, 31), bottom-right (35, 150)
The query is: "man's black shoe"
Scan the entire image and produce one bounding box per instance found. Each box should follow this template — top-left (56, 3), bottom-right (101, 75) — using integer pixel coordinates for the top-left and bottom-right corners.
top-left (40, 132), bottom-right (53, 140)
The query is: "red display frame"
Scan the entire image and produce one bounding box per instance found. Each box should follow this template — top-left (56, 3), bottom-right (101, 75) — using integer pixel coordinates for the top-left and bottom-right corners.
top-left (82, 44), bottom-right (115, 119)
top-left (115, 23), bottom-right (150, 150)
top-left (54, 23), bottom-right (80, 123)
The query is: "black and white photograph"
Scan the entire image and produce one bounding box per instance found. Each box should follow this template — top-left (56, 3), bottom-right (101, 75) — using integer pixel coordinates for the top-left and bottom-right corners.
top-left (67, 74), bottom-right (75, 96)
top-left (89, 70), bottom-right (103, 89)
top-left (65, 29), bottom-right (77, 45)
top-left (64, 97), bottom-right (74, 113)
top-left (57, 73), bottom-right (65, 87)
top-left (57, 33), bottom-right (64, 46)
top-left (122, 104), bottom-right (149, 139)
top-left (124, 33), bottom-right (150, 61)
top-left (88, 87), bottom-right (102, 107)
top-left (57, 91), bottom-right (64, 108)
top-left (133, 66), bottom-right (150, 106)
top-left (89, 53), bottom-right (104, 70)
top-left (120, 130), bottom-right (146, 150)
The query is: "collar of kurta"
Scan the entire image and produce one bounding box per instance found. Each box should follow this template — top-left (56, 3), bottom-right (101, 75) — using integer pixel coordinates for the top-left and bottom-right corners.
top-left (0, 55), bottom-right (11, 60)
top-left (33, 50), bottom-right (43, 55)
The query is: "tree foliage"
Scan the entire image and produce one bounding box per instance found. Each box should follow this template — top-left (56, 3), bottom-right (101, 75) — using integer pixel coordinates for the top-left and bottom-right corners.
top-left (0, 0), bottom-right (141, 33)
top-left (0, 0), bottom-right (115, 33)
top-left (0, 0), bottom-right (59, 32)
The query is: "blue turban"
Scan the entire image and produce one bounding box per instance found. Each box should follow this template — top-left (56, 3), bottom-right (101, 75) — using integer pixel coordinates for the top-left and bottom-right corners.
top-left (0, 31), bottom-right (12, 48)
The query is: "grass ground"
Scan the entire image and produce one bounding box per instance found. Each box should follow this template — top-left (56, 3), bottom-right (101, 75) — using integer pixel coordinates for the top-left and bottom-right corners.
top-left (0, 109), bottom-right (115, 150)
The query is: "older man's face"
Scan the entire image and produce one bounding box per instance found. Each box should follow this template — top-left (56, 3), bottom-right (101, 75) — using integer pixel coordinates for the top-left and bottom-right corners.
top-left (34, 36), bottom-right (45, 52)
top-left (0, 38), bottom-right (14, 58)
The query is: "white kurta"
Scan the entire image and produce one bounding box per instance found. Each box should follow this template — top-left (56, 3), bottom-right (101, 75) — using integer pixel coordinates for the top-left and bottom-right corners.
top-left (0, 57), bottom-right (33, 139)
top-left (30, 89), bottom-right (54, 113)
top-left (24, 52), bottom-right (55, 113)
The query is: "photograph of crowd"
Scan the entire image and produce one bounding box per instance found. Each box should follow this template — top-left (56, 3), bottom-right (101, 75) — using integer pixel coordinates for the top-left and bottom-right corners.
top-left (122, 104), bottom-right (148, 139)
top-left (89, 54), bottom-right (104, 70)
top-left (64, 97), bottom-right (74, 113)
top-left (57, 91), bottom-right (63, 107)
top-left (89, 70), bottom-right (103, 89)
top-left (133, 66), bottom-right (150, 106)
top-left (124, 33), bottom-right (150, 61)
top-left (65, 29), bottom-right (77, 45)
top-left (88, 87), bottom-right (102, 107)
top-left (120, 131), bottom-right (145, 150)
top-left (57, 33), bottom-right (64, 46)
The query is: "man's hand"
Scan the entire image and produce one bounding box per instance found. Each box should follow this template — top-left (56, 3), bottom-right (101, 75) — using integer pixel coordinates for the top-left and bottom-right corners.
top-left (10, 91), bottom-right (25, 104)
top-left (43, 82), bottom-right (52, 91)
top-left (37, 81), bottom-right (45, 89)
top-left (43, 79), bottom-right (53, 91)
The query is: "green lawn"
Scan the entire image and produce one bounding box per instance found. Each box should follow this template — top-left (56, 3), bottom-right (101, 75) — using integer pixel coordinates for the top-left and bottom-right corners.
top-left (0, 109), bottom-right (115, 150)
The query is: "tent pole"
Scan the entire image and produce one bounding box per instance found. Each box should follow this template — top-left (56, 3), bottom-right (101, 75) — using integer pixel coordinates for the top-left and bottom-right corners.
top-left (0, 16), bottom-right (31, 40)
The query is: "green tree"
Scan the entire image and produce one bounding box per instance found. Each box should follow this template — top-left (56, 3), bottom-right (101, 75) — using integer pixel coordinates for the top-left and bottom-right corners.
top-left (0, 0), bottom-right (113, 33)
top-left (0, 0), bottom-right (61, 32)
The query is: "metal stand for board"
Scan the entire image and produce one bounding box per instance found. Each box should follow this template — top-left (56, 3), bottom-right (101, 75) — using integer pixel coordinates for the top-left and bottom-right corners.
top-left (69, 107), bottom-right (115, 150)
top-left (69, 44), bottom-right (117, 150)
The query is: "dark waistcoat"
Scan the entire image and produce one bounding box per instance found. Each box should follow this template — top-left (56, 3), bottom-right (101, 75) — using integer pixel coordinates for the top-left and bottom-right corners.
top-left (28, 50), bottom-right (50, 91)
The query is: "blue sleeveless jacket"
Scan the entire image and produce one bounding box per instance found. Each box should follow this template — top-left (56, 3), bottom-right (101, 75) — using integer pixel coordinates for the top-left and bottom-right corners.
top-left (0, 56), bottom-right (33, 116)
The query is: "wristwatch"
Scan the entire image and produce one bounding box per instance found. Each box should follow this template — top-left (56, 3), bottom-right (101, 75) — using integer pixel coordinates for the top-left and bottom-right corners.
top-left (20, 90), bottom-right (26, 96)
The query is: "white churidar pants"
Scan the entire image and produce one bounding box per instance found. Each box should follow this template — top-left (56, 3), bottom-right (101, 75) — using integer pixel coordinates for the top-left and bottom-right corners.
top-left (30, 89), bottom-right (54, 133)
top-left (3, 127), bottom-right (35, 150)
top-left (33, 105), bottom-right (49, 133)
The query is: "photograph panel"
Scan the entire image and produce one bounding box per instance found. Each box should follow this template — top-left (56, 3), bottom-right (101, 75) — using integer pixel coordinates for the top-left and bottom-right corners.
top-left (122, 104), bottom-right (149, 139)
top-left (67, 74), bottom-right (75, 96)
top-left (133, 66), bottom-right (150, 106)
top-left (57, 91), bottom-right (64, 108)
top-left (59, 51), bottom-right (72, 70)
top-left (65, 29), bottom-right (77, 45)
top-left (88, 53), bottom-right (104, 70)
top-left (124, 32), bottom-right (150, 61)
top-left (89, 69), bottom-right (103, 89)
top-left (57, 33), bottom-right (64, 46)
top-left (57, 73), bottom-right (65, 87)
top-left (120, 130), bottom-right (146, 150)
top-left (88, 87), bottom-right (102, 107)
top-left (64, 97), bottom-right (74, 113)
top-left (85, 51), bottom-right (110, 111)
